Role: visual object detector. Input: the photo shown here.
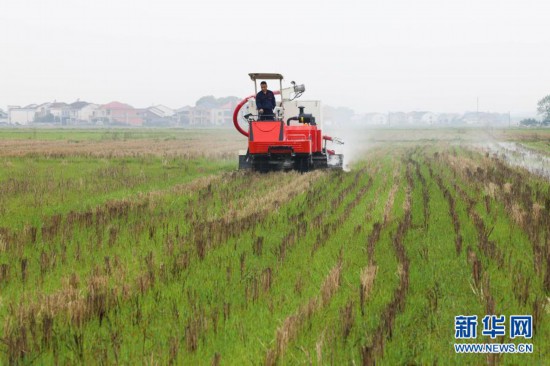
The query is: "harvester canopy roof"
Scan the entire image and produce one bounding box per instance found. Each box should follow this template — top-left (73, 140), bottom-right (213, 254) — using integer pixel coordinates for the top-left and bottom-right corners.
top-left (249, 73), bottom-right (284, 81)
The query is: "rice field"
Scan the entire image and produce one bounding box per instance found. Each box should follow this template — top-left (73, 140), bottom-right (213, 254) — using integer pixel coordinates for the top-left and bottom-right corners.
top-left (0, 128), bottom-right (549, 365)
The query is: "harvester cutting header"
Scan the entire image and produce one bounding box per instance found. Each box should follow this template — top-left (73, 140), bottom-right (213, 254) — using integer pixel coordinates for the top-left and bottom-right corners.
top-left (233, 73), bottom-right (344, 172)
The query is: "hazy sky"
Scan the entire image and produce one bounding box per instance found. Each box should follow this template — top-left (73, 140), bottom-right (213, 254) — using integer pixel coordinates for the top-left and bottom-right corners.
top-left (1, 0), bottom-right (549, 114)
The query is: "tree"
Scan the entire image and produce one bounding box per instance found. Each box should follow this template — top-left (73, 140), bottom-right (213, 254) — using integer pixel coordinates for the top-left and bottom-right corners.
top-left (519, 118), bottom-right (539, 127)
top-left (195, 95), bottom-right (218, 109)
top-left (537, 95), bottom-right (550, 125)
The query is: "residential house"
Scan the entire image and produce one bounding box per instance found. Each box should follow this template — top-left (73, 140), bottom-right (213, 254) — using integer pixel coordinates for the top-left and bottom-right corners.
top-left (387, 112), bottom-right (408, 126)
top-left (479, 112), bottom-right (509, 126)
top-left (139, 106), bottom-right (174, 126)
top-left (49, 102), bottom-right (70, 124)
top-left (97, 102), bottom-right (143, 126)
top-left (405, 111), bottom-right (428, 125)
top-left (421, 112), bottom-right (438, 125)
top-left (8, 105), bottom-right (37, 125)
top-left (34, 102), bottom-right (52, 122)
top-left (210, 102), bottom-right (234, 126)
top-left (187, 107), bottom-right (211, 126)
top-left (149, 105), bottom-right (175, 118)
top-left (174, 98), bottom-right (238, 126)
top-left (77, 103), bottom-right (100, 124)
top-left (139, 105), bottom-right (176, 126)
top-left (175, 106), bottom-right (191, 125)
top-left (363, 113), bottom-right (388, 125)
top-left (68, 101), bottom-right (98, 124)
top-left (0, 108), bottom-right (8, 124)
top-left (436, 113), bottom-right (461, 126)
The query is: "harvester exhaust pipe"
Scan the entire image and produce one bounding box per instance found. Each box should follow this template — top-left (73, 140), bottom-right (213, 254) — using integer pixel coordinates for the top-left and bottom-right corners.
top-left (286, 106), bottom-right (316, 126)
top-left (286, 116), bottom-right (299, 125)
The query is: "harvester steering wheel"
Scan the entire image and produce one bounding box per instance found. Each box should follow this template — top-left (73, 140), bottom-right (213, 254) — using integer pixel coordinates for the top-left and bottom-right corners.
top-left (233, 91), bottom-right (281, 138)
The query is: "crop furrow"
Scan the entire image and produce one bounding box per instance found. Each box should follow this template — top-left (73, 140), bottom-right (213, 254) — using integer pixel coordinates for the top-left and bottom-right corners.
top-left (360, 161), bottom-right (413, 365)
top-left (265, 259), bottom-right (344, 365)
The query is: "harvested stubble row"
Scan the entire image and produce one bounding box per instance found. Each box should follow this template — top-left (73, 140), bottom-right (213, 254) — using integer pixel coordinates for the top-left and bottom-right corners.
top-left (1, 139), bottom-right (549, 365)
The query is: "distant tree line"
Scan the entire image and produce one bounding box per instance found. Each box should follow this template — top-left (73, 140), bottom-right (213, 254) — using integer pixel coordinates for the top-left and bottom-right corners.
top-left (520, 94), bottom-right (550, 126)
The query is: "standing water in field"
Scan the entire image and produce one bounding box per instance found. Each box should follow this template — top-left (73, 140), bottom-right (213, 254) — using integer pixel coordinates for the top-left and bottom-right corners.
top-left (479, 142), bottom-right (550, 180)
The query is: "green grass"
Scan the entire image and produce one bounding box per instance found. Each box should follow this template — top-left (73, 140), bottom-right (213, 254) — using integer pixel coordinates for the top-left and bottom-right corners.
top-left (0, 130), bottom-right (548, 365)
top-left (521, 141), bottom-right (550, 154)
top-left (0, 155), bottom-right (233, 229)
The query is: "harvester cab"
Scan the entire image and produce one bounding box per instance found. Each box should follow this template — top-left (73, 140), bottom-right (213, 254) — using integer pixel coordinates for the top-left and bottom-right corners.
top-left (233, 73), bottom-right (344, 172)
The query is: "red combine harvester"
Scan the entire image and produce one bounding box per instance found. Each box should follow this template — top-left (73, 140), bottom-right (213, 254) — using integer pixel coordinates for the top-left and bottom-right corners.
top-left (233, 73), bottom-right (344, 172)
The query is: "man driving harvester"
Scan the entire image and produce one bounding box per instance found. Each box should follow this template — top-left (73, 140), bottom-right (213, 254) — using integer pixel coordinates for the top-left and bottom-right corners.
top-left (256, 81), bottom-right (276, 120)
top-left (234, 72), bottom-right (345, 172)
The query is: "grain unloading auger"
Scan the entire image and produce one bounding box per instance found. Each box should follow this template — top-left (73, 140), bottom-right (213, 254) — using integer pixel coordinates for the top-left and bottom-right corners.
top-left (233, 73), bottom-right (344, 172)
